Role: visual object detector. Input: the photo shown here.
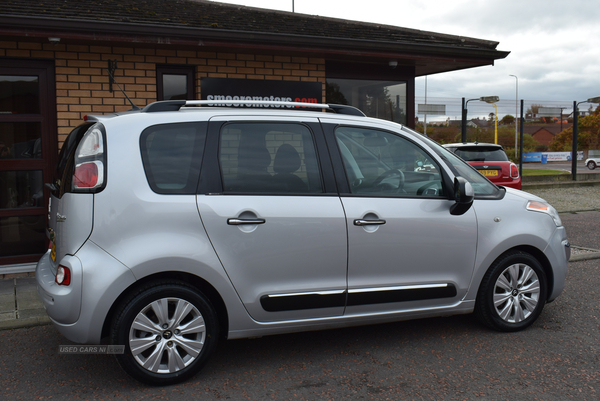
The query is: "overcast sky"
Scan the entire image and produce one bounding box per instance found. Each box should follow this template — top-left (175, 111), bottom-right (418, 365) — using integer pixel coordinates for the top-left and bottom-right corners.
top-left (210, 0), bottom-right (600, 119)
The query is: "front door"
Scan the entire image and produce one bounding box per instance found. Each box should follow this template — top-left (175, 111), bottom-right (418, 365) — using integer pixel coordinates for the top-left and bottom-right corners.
top-left (0, 60), bottom-right (57, 266)
top-left (330, 124), bottom-right (478, 313)
top-left (198, 119), bottom-right (348, 322)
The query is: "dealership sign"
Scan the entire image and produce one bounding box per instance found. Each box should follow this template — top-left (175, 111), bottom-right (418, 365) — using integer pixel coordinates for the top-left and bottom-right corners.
top-left (523, 151), bottom-right (584, 162)
top-left (200, 78), bottom-right (321, 108)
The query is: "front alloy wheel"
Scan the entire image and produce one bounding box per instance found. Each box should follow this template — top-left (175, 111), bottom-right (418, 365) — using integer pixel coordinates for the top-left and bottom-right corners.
top-left (476, 251), bottom-right (547, 332)
top-left (588, 161), bottom-right (597, 170)
top-left (111, 282), bottom-right (218, 385)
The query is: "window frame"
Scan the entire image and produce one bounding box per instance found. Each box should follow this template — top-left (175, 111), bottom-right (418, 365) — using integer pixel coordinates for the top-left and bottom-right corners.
top-left (156, 65), bottom-right (195, 101)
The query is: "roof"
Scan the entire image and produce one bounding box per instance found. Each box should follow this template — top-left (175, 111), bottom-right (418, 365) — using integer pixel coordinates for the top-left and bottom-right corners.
top-left (523, 125), bottom-right (571, 136)
top-left (0, 0), bottom-right (509, 76)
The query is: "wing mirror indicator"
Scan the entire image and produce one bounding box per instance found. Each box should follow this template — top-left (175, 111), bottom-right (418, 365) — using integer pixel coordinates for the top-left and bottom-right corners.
top-left (450, 177), bottom-right (474, 216)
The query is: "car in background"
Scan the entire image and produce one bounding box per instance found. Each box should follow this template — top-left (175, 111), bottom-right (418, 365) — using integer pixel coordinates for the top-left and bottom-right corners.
top-left (443, 142), bottom-right (521, 190)
top-left (586, 156), bottom-right (600, 170)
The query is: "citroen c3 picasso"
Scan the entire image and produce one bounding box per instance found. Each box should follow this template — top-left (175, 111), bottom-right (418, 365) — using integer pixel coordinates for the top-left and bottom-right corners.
top-left (37, 100), bottom-right (569, 385)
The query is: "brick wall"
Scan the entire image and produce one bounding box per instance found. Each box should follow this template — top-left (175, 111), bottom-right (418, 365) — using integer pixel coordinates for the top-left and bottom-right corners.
top-left (0, 39), bottom-right (326, 147)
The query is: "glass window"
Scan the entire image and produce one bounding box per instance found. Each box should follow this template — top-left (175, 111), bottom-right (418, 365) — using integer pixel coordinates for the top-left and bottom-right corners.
top-left (326, 79), bottom-right (407, 125)
top-left (453, 146), bottom-right (509, 162)
top-left (404, 127), bottom-right (500, 197)
top-left (157, 66), bottom-right (194, 101)
top-left (0, 215), bottom-right (46, 257)
top-left (0, 170), bottom-right (44, 209)
top-left (0, 75), bottom-right (40, 114)
top-left (0, 122), bottom-right (42, 160)
top-left (335, 127), bottom-right (443, 197)
top-left (140, 123), bottom-right (205, 194)
top-left (220, 123), bottom-right (323, 194)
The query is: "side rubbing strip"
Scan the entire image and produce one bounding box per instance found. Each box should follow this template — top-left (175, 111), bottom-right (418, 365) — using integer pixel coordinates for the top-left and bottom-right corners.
top-left (347, 284), bottom-right (457, 306)
top-left (260, 291), bottom-right (346, 312)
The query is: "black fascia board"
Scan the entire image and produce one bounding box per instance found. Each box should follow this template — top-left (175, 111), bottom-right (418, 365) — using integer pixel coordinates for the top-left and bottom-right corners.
top-left (0, 15), bottom-right (510, 63)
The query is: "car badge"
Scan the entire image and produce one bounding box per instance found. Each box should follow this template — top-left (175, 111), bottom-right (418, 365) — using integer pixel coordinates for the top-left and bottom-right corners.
top-left (57, 213), bottom-right (67, 222)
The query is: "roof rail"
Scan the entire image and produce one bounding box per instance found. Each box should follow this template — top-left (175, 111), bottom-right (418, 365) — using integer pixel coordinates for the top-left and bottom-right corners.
top-left (142, 100), bottom-right (366, 116)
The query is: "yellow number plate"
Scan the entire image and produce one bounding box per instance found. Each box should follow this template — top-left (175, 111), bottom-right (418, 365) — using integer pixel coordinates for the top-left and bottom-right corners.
top-left (50, 241), bottom-right (56, 262)
top-left (481, 170), bottom-right (498, 177)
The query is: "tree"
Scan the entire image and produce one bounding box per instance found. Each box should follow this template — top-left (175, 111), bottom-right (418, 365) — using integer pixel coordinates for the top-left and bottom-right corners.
top-left (550, 105), bottom-right (600, 151)
top-left (500, 115), bottom-right (515, 125)
top-left (527, 104), bottom-right (543, 114)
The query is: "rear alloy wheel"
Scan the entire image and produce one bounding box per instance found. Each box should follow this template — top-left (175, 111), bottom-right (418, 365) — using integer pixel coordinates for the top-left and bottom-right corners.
top-left (111, 282), bottom-right (218, 385)
top-left (475, 251), bottom-right (547, 332)
top-left (588, 161), bottom-right (597, 170)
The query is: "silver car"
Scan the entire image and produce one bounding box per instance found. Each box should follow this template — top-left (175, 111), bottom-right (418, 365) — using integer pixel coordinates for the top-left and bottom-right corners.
top-left (37, 100), bottom-right (569, 385)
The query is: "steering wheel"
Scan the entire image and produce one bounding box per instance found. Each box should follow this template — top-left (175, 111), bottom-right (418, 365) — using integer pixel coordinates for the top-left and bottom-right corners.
top-left (371, 169), bottom-right (405, 192)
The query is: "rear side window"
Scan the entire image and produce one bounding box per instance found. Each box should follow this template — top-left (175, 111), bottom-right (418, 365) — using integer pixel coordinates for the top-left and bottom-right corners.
top-left (219, 123), bottom-right (323, 194)
top-left (140, 122), bottom-right (206, 194)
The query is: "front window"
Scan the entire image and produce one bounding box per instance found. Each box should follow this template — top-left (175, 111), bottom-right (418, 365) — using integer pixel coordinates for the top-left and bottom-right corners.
top-left (335, 126), bottom-right (443, 197)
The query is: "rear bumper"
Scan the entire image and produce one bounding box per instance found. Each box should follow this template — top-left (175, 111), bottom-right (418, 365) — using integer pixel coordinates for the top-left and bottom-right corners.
top-left (36, 250), bottom-right (83, 324)
top-left (36, 241), bottom-right (137, 344)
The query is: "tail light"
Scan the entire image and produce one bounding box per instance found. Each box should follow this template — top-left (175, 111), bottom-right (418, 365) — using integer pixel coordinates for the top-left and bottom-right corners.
top-left (55, 265), bottom-right (71, 286)
top-left (510, 163), bottom-right (519, 179)
top-left (72, 124), bottom-right (105, 192)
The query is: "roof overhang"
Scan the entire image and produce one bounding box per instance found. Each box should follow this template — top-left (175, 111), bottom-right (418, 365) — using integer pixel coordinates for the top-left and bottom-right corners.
top-left (0, 15), bottom-right (509, 76)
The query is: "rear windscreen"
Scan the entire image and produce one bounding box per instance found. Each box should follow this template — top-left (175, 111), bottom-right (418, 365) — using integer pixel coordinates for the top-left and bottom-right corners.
top-left (453, 147), bottom-right (509, 162)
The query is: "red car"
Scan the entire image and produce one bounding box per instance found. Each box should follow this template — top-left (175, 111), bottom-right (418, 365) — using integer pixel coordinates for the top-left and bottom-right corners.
top-left (443, 142), bottom-right (521, 190)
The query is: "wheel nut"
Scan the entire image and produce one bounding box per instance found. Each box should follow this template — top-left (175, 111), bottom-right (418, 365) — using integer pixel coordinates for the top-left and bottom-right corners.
top-left (162, 324), bottom-right (168, 329)
top-left (167, 341), bottom-right (173, 347)
top-left (155, 335), bottom-right (161, 341)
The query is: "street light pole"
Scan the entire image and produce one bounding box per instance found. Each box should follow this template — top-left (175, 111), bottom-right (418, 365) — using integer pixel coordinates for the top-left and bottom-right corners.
top-left (481, 96), bottom-right (500, 144)
top-left (509, 75), bottom-right (518, 158)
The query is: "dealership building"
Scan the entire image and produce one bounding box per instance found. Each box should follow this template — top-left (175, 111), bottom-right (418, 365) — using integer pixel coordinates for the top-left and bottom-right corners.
top-left (0, 0), bottom-right (509, 271)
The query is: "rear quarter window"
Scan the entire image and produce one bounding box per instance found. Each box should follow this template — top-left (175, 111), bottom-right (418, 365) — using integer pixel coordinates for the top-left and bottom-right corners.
top-left (140, 122), bottom-right (207, 194)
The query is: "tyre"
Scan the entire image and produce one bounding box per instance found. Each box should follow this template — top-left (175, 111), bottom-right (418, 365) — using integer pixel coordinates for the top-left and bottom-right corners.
top-left (111, 281), bottom-right (219, 385)
top-left (587, 161), bottom-right (597, 170)
top-left (475, 251), bottom-right (547, 332)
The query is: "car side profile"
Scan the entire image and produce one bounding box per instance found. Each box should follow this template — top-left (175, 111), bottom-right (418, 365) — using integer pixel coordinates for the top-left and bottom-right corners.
top-left (37, 100), bottom-right (569, 385)
top-left (443, 142), bottom-right (521, 189)
top-left (586, 156), bottom-right (600, 170)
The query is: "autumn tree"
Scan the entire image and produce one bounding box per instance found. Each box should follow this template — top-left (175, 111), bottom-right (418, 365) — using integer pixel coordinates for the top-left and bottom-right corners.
top-left (550, 105), bottom-right (600, 151)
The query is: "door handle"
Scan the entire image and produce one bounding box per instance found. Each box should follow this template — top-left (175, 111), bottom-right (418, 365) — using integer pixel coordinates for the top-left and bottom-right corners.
top-left (227, 218), bottom-right (266, 225)
top-left (353, 219), bottom-right (386, 226)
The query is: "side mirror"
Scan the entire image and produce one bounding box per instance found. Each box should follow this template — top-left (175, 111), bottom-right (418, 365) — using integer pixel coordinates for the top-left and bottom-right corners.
top-left (450, 177), bottom-right (474, 215)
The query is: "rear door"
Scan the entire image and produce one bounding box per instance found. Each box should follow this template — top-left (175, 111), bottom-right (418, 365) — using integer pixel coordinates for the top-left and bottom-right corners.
top-left (197, 117), bottom-right (348, 322)
top-left (322, 121), bottom-right (478, 314)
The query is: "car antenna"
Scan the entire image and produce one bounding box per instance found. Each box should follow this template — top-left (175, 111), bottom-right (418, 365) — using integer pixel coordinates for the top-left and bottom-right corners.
top-left (107, 60), bottom-right (140, 111)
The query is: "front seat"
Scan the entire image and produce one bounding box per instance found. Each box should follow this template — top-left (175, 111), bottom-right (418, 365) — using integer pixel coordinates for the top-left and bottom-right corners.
top-left (271, 144), bottom-right (307, 193)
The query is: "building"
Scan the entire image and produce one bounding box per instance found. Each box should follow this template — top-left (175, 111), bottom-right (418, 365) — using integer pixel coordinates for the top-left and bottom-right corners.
top-left (523, 125), bottom-right (572, 147)
top-left (0, 0), bottom-right (509, 271)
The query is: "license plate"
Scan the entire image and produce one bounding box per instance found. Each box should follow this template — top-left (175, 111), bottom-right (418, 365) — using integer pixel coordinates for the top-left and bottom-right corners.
top-left (51, 240), bottom-right (56, 262)
top-left (481, 170), bottom-right (498, 177)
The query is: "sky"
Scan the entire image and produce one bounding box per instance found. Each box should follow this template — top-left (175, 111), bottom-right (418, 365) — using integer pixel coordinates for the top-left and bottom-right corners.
top-left (209, 0), bottom-right (600, 120)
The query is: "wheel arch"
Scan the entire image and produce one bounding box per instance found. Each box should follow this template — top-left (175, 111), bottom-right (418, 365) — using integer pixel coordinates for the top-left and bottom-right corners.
top-left (101, 271), bottom-right (229, 340)
top-left (483, 245), bottom-right (554, 302)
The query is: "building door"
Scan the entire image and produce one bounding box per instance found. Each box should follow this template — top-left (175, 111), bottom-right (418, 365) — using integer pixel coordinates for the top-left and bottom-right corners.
top-left (0, 59), bottom-right (57, 267)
